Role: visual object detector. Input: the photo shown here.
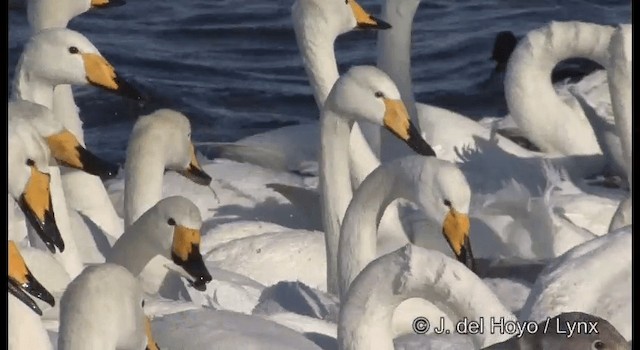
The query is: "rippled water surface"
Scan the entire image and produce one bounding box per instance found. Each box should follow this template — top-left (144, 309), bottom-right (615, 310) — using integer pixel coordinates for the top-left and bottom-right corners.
top-left (8, 0), bottom-right (630, 163)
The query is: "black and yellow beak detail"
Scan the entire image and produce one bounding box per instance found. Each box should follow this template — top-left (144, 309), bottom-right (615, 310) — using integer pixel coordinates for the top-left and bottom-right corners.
top-left (171, 225), bottom-right (212, 291)
top-left (348, 0), bottom-right (391, 30)
top-left (46, 130), bottom-right (119, 180)
top-left (81, 53), bottom-right (142, 100)
top-left (442, 207), bottom-right (475, 272)
top-left (17, 164), bottom-right (64, 253)
top-left (382, 98), bottom-right (437, 156)
top-left (144, 316), bottom-right (161, 350)
top-left (177, 143), bottom-right (212, 186)
top-left (8, 241), bottom-right (55, 316)
top-left (90, 0), bottom-right (126, 8)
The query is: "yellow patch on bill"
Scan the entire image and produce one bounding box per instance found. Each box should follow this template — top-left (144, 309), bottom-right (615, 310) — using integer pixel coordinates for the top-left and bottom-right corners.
top-left (172, 225), bottom-right (201, 262)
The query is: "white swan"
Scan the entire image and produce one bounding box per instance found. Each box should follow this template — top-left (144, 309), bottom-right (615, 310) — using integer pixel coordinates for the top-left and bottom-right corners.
top-left (506, 21), bottom-right (620, 175)
top-left (58, 263), bottom-right (161, 350)
top-left (8, 240), bottom-right (56, 350)
top-left (26, 0), bottom-right (130, 241)
top-left (338, 155), bottom-right (474, 299)
top-left (108, 196), bottom-right (213, 294)
top-left (606, 24), bottom-right (632, 231)
top-left (519, 226), bottom-right (632, 341)
top-left (123, 109), bottom-right (212, 228)
top-left (338, 244), bottom-right (515, 349)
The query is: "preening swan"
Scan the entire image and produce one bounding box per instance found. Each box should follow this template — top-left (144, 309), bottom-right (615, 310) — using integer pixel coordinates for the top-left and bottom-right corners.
top-left (123, 109), bottom-right (212, 228)
top-left (58, 263), bottom-right (161, 350)
top-left (108, 196), bottom-right (213, 293)
top-left (320, 65), bottom-right (435, 295)
top-left (27, 0), bottom-right (130, 241)
top-left (505, 21), bottom-right (619, 175)
top-left (8, 240), bottom-right (56, 350)
top-left (338, 244), bottom-right (515, 349)
top-left (338, 155), bottom-right (474, 299)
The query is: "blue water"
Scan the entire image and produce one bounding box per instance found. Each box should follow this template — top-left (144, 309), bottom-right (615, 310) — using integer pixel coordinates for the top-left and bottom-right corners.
top-left (8, 0), bottom-right (630, 163)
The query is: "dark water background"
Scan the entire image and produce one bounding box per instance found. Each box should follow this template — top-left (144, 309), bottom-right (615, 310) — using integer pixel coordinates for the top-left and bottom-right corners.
top-left (8, 0), bottom-right (630, 163)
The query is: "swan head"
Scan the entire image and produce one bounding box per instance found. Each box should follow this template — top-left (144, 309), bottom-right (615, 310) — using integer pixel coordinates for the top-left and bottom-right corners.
top-left (17, 28), bottom-right (142, 100)
top-left (130, 109), bottom-right (212, 186)
top-left (292, 0), bottom-right (390, 39)
top-left (400, 156), bottom-right (474, 271)
top-left (9, 100), bottom-right (120, 179)
top-left (8, 241), bottom-right (56, 316)
top-left (8, 116), bottom-right (65, 253)
top-left (27, 0), bottom-right (125, 31)
top-left (328, 66), bottom-right (436, 156)
top-left (149, 196), bottom-right (212, 291)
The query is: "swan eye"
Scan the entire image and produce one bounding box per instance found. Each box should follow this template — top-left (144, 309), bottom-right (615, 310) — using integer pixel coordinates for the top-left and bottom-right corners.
top-left (592, 340), bottom-right (605, 350)
top-left (167, 218), bottom-right (176, 226)
top-left (345, 0), bottom-right (348, 4)
top-left (443, 199), bottom-right (452, 207)
top-left (374, 91), bottom-right (384, 98)
top-left (141, 300), bottom-right (145, 308)
top-left (25, 159), bottom-right (35, 166)
top-left (68, 46), bottom-right (79, 54)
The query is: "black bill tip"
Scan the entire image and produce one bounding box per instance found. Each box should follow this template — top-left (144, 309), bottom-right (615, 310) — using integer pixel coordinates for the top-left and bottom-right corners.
top-left (75, 146), bottom-right (120, 180)
top-left (92, 0), bottom-right (126, 8)
top-left (172, 244), bottom-right (213, 291)
top-left (9, 272), bottom-right (55, 316)
top-left (112, 76), bottom-right (145, 101)
top-left (18, 196), bottom-right (64, 253)
top-left (457, 236), bottom-right (476, 273)
top-left (180, 165), bottom-right (213, 186)
top-left (405, 122), bottom-right (437, 157)
top-left (357, 16), bottom-right (392, 30)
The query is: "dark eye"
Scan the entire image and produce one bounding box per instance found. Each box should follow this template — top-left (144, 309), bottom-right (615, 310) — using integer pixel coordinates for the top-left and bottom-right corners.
top-left (26, 159), bottom-right (35, 166)
top-left (141, 299), bottom-right (145, 308)
top-left (443, 199), bottom-right (452, 207)
top-left (374, 91), bottom-right (384, 98)
top-left (68, 46), bottom-right (79, 54)
top-left (592, 340), bottom-right (605, 350)
top-left (345, 0), bottom-right (348, 4)
top-left (167, 218), bottom-right (176, 226)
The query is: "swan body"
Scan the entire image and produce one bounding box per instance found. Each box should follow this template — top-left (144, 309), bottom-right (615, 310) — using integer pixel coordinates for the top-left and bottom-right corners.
top-left (519, 226), bottom-right (632, 340)
top-left (58, 263), bottom-right (159, 350)
top-left (338, 155), bottom-right (473, 299)
top-left (27, 0), bottom-right (129, 241)
top-left (339, 244), bottom-right (515, 349)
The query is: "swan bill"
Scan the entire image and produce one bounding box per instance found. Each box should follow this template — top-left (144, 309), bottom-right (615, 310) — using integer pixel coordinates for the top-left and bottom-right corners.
top-left (46, 130), bottom-right (120, 180)
top-left (171, 225), bottom-right (212, 291)
top-left (17, 165), bottom-right (64, 253)
top-left (91, 0), bottom-right (126, 8)
top-left (82, 53), bottom-right (143, 100)
top-left (348, 0), bottom-right (391, 30)
top-left (177, 143), bottom-right (212, 186)
top-left (442, 209), bottom-right (475, 272)
top-left (144, 316), bottom-right (161, 350)
top-left (8, 241), bottom-right (56, 316)
top-left (382, 98), bottom-right (437, 156)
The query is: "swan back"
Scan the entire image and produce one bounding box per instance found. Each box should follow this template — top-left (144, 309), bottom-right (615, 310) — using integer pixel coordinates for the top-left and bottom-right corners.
top-left (58, 263), bottom-right (147, 350)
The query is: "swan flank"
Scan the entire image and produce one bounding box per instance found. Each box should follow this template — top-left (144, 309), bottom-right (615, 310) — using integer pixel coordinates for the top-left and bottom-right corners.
top-left (58, 264), bottom-right (161, 350)
top-left (27, 0), bottom-right (131, 241)
top-left (338, 155), bottom-right (473, 299)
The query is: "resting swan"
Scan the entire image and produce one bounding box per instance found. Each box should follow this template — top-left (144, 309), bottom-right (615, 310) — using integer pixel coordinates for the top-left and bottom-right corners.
top-left (338, 155), bottom-right (473, 299)
top-left (58, 263), bottom-right (161, 350)
top-left (27, 0), bottom-right (130, 241)
top-left (338, 244), bottom-right (515, 349)
top-left (8, 240), bottom-right (56, 350)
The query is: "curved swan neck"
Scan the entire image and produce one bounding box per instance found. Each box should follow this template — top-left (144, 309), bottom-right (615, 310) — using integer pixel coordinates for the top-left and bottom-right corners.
top-left (320, 109), bottom-right (354, 295)
top-left (293, 18), bottom-right (340, 108)
top-left (12, 65), bottom-right (54, 109)
top-left (505, 21), bottom-right (614, 157)
top-left (376, 0), bottom-right (419, 121)
top-left (27, 0), bottom-right (71, 32)
top-left (108, 216), bottom-right (169, 276)
top-left (53, 85), bottom-right (84, 143)
top-left (9, 294), bottom-right (54, 350)
top-left (124, 142), bottom-right (169, 228)
top-left (338, 164), bottom-right (397, 299)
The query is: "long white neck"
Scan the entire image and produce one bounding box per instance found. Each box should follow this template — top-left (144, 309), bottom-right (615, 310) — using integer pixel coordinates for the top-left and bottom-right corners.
top-left (338, 245), bottom-right (516, 350)
top-left (12, 64), bottom-right (54, 109)
top-left (607, 25), bottom-right (632, 189)
top-left (293, 18), bottom-right (340, 108)
top-left (505, 21), bottom-right (613, 157)
top-left (124, 141), bottom-right (168, 228)
top-left (8, 294), bottom-right (53, 350)
top-left (338, 163), bottom-right (402, 300)
top-left (320, 109), bottom-right (355, 295)
top-left (27, 0), bottom-right (72, 33)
